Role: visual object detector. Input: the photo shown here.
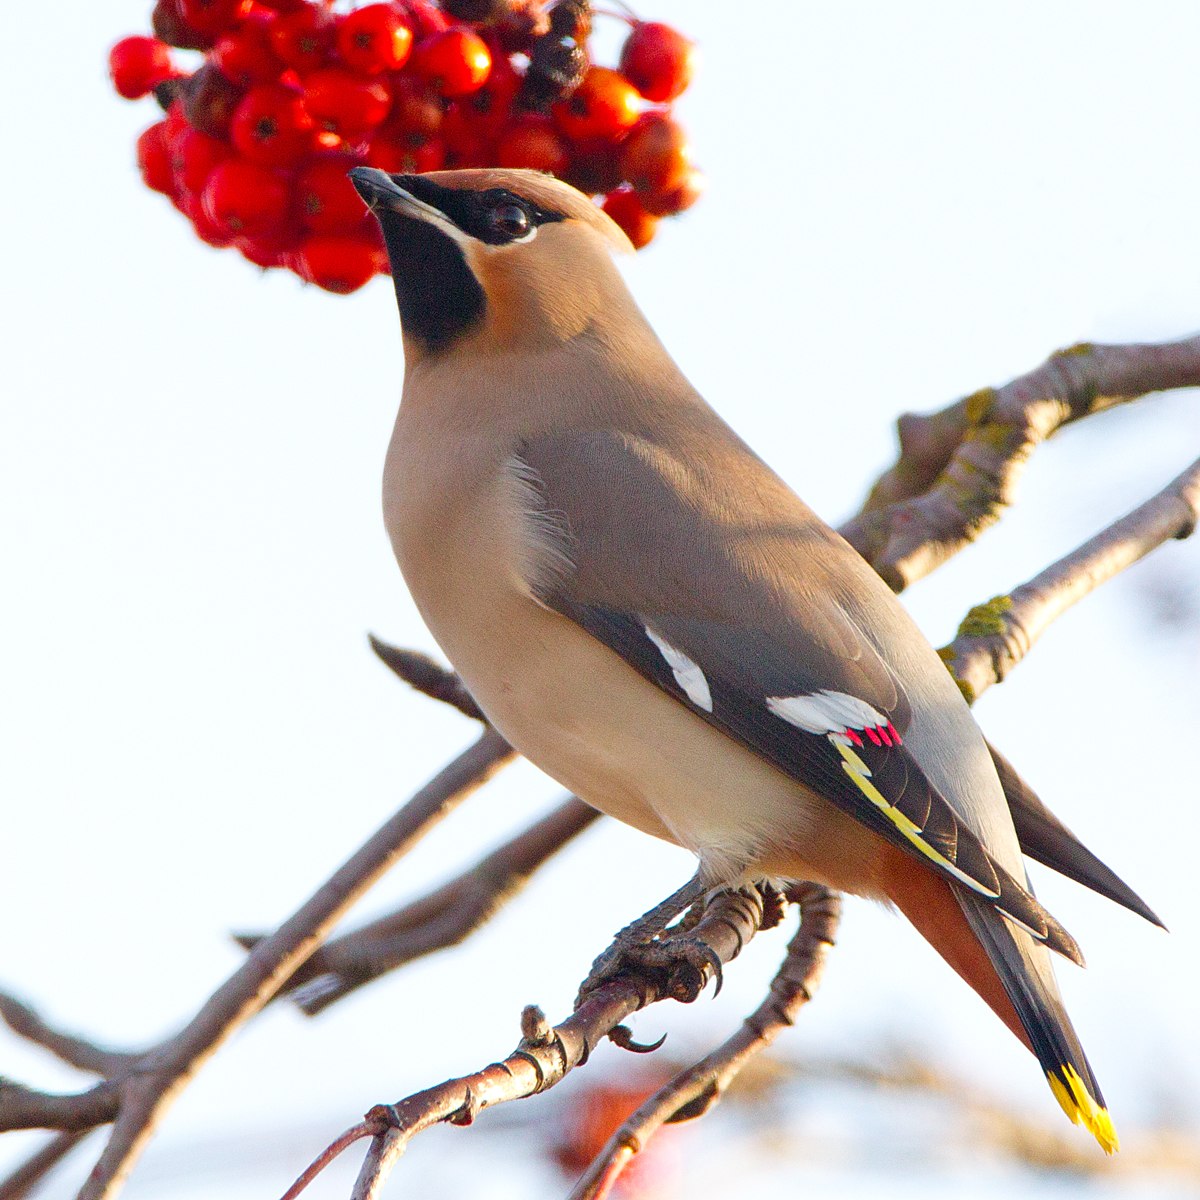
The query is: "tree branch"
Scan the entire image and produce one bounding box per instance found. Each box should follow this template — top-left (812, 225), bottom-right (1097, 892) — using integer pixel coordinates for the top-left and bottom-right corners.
top-left (235, 795), bottom-right (600, 1014)
top-left (280, 886), bottom-right (777, 1200)
top-left (0, 1131), bottom-right (93, 1200)
top-left (839, 333), bottom-right (1200, 590)
top-left (941, 455), bottom-right (1200, 704)
top-left (368, 634), bottom-right (484, 721)
top-left (0, 728), bottom-right (514, 1200)
top-left (0, 995), bottom-right (135, 1079)
top-left (565, 883), bottom-right (842, 1200)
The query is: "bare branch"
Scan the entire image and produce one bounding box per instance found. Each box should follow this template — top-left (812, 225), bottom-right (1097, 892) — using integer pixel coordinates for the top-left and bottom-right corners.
top-left (0, 995), bottom-right (136, 1078)
top-left (368, 635), bottom-right (484, 721)
top-left (279, 1122), bottom-right (376, 1200)
top-left (236, 796), bottom-right (600, 1014)
top-left (340, 887), bottom-right (776, 1200)
top-left (0, 729), bottom-right (513, 1200)
top-left (941, 455), bottom-right (1200, 704)
top-left (0, 1082), bottom-right (117, 1134)
top-left (566, 883), bottom-right (842, 1200)
top-left (77, 727), bottom-right (513, 1200)
top-left (0, 1131), bottom-right (93, 1200)
top-left (840, 334), bottom-right (1200, 590)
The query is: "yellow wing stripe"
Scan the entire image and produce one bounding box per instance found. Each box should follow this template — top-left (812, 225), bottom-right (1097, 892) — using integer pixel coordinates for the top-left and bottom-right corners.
top-left (835, 741), bottom-right (1001, 899)
top-left (1047, 1065), bottom-right (1120, 1154)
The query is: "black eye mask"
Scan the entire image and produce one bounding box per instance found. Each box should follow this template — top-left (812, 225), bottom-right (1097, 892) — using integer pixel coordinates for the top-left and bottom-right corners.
top-left (398, 177), bottom-right (566, 245)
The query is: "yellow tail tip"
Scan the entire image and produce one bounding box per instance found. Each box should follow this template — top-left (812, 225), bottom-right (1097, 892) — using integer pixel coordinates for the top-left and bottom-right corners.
top-left (1046, 1065), bottom-right (1120, 1154)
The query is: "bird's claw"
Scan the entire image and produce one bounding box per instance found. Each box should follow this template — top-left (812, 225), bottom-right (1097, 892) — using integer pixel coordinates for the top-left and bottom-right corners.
top-left (576, 933), bottom-right (724, 1008)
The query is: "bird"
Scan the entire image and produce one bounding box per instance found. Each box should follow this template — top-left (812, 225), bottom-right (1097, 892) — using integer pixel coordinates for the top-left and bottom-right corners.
top-left (349, 164), bottom-right (1160, 1153)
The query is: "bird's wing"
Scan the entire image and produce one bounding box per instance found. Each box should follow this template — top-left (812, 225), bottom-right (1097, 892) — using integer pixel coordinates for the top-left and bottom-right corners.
top-left (985, 740), bottom-right (1163, 927)
top-left (517, 429), bottom-right (1080, 962)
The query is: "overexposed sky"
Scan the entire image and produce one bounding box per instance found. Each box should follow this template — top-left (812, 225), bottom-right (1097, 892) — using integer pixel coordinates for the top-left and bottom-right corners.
top-left (2, 3), bottom-right (1199, 1197)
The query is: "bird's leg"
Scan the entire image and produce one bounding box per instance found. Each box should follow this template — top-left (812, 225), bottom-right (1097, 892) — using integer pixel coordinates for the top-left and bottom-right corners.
top-left (576, 871), bottom-right (723, 1005)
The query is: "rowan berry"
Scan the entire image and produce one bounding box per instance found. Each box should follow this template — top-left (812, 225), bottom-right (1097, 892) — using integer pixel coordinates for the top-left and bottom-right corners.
top-left (553, 67), bottom-right (639, 142)
top-left (412, 28), bottom-right (491, 97)
top-left (336, 5), bottom-right (414, 74)
top-left (109, 36), bottom-right (175, 100)
top-left (618, 21), bottom-right (695, 103)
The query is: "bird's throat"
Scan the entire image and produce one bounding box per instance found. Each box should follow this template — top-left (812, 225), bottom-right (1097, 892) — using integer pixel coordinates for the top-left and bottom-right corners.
top-left (378, 213), bottom-right (485, 354)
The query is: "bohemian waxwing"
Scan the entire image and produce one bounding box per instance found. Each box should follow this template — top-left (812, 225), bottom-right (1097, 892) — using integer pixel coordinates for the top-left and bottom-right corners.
top-left (350, 165), bottom-right (1161, 1153)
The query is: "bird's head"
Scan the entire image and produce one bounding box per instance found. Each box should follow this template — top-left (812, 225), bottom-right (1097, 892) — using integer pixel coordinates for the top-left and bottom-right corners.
top-left (349, 167), bottom-right (634, 361)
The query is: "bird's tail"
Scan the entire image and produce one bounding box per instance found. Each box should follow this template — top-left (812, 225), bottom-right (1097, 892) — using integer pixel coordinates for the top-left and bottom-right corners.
top-left (955, 889), bottom-right (1118, 1153)
top-left (886, 851), bottom-right (1118, 1153)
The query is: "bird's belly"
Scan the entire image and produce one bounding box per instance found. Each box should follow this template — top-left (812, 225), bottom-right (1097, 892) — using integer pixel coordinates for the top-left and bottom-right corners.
top-left (406, 558), bottom-right (887, 894)
top-left (387, 448), bottom-right (886, 894)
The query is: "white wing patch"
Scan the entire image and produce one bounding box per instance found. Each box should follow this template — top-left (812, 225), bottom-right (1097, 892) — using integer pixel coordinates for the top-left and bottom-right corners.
top-left (766, 690), bottom-right (887, 739)
top-left (644, 628), bottom-right (713, 712)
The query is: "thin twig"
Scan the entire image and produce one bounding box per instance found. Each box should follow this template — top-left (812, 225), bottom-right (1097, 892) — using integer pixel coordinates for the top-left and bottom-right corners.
top-left (340, 887), bottom-right (776, 1200)
top-left (0, 1130), bottom-right (93, 1200)
top-left (78, 728), bottom-right (513, 1200)
top-left (941, 455), bottom-right (1200, 704)
top-left (0, 996), bottom-right (136, 1078)
top-left (235, 796), bottom-right (600, 1014)
top-left (369, 634), bottom-right (484, 721)
top-left (278, 1122), bottom-right (376, 1200)
top-left (839, 333), bottom-right (1200, 590)
top-left (0, 729), bottom-right (513, 1200)
top-left (566, 883), bottom-right (842, 1200)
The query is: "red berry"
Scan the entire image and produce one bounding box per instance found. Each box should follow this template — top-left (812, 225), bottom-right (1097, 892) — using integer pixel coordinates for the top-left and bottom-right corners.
top-left (619, 115), bottom-right (691, 197)
top-left (640, 166), bottom-right (703, 217)
top-left (171, 127), bottom-right (233, 192)
top-left (562, 139), bottom-right (622, 195)
top-left (236, 221), bottom-right (302, 268)
top-left (601, 187), bottom-right (657, 249)
top-left (365, 133), bottom-right (445, 173)
top-left (163, 100), bottom-right (191, 163)
top-left (553, 67), bottom-right (639, 143)
top-left (294, 234), bottom-right (383, 293)
top-left (454, 54), bottom-right (519, 140)
top-left (619, 21), bottom-right (695, 103)
top-left (201, 158), bottom-right (290, 235)
top-left (211, 13), bottom-right (284, 87)
top-left (441, 102), bottom-right (493, 166)
top-left (269, 7), bottom-right (336, 72)
top-left (399, 0), bottom-right (451, 39)
top-left (182, 192), bottom-right (236, 246)
top-left (412, 28), bottom-right (491, 98)
top-left (231, 83), bottom-right (314, 166)
top-left (296, 156), bottom-right (370, 234)
top-left (336, 5), bottom-right (414, 74)
top-left (137, 122), bottom-right (176, 195)
top-left (378, 74), bottom-right (444, 143)
top-left (496, 115), bottom-right (568, 175)
top-left (177, 0), bottom-right (252, 39)
top-left (251, 0), bottom-right (307, 10)
top-left (303, 68), bottom-right (392, 137)
top-left (109, 36), bottom-right (175, 100)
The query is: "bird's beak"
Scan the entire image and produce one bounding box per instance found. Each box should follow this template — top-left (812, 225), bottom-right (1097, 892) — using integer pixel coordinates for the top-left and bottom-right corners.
top-left (349, 168), bottom-right (464, 243)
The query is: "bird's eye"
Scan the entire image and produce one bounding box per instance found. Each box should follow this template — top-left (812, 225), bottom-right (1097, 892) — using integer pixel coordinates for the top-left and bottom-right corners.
top-left (490, 203), bottom-right (531, 239)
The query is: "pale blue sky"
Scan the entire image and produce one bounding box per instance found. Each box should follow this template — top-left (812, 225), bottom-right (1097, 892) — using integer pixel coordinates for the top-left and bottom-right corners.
top-left (2, 3), bottom-right (1199, 1196)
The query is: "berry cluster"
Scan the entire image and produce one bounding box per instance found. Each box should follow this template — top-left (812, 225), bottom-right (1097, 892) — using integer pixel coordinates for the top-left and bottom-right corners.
top-left (110, 0), bottom-right (699, 293)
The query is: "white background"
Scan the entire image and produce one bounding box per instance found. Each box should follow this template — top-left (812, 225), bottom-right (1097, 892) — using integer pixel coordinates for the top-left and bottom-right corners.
top-left (2, 2), bottom-right (1199, 1197)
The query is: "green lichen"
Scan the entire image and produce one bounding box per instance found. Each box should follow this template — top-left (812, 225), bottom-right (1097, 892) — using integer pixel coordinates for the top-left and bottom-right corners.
top-left (956, 594), bottom-right (1012, 638)
top-left (936, 646), bottom-right (976, 705)
top-left (1054, 341), bottom-right (1095, 359)
top-left (964, 387), bottom-right (997, 426)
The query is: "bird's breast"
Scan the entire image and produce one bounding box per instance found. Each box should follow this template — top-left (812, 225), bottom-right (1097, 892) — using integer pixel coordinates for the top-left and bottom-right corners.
top-left (381, 410), bottom-right (890, 893)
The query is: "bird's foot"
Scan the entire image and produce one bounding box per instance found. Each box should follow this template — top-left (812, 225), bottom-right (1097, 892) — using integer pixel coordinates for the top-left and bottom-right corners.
top-left (577, 928), bottom-right (725, 1009)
